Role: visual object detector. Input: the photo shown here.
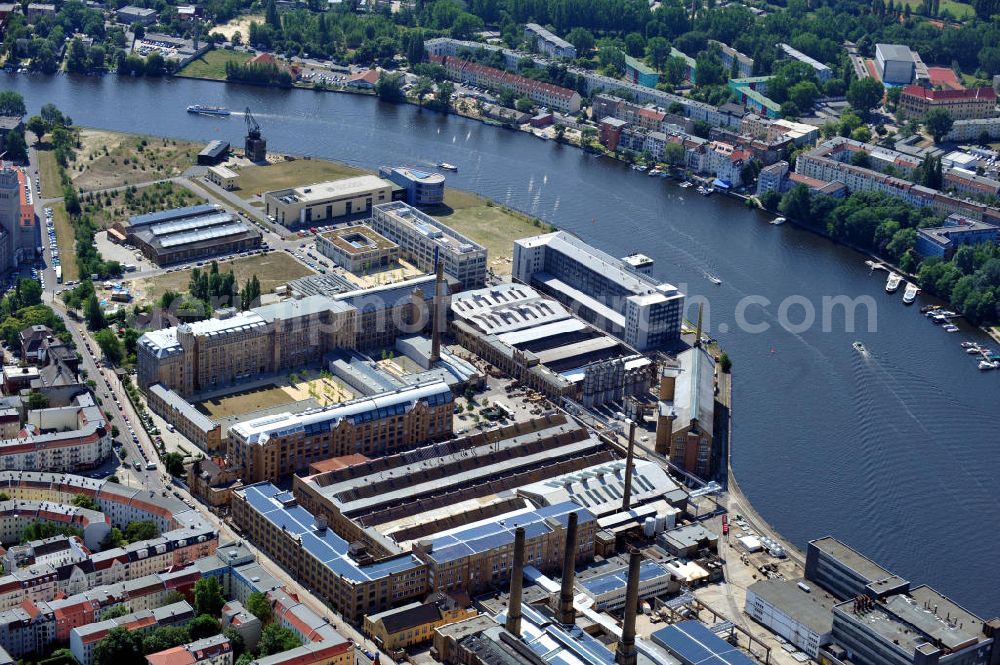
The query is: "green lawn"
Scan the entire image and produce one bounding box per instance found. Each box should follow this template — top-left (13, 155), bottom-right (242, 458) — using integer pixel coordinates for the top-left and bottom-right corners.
top-left (234, 159), bottom-right (366, 199)
top-left (50, 202), bottom-right (79, 282)
top-left (37, 149), bottom-right (63, 199)
top-left (178, 49), bottom-right (252, 80)
top-left (424, 190), bottom-right (553, 275)
top-left (898, 0), bottom-right (974, 19)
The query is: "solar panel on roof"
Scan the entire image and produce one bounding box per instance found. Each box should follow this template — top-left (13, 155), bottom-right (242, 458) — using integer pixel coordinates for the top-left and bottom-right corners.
top-left (160, 222), bottom-right (249, 248)
top-left (150, 212), bottom-right (234, 236)
top-left (652, 620), bottom-right (756, 665)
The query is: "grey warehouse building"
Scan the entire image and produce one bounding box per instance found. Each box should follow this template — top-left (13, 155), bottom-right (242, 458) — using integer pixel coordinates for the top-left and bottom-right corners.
top-left (115, 204), bottom-right (261, 266)
top-left (513, 231), bottom-right (684, 351)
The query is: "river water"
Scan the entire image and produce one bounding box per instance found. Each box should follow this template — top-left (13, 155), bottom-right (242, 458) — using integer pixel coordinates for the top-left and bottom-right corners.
top-left (7, 73), bottom-right (999, 616)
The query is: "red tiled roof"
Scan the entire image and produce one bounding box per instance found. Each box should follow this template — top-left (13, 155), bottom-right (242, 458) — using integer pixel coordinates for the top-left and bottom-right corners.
top-left (348, 69), bottom-right (379, 85)
top-left (901, 85), bottom-right (995, 101)
top-left (431, 55), bottom-right (578, 101)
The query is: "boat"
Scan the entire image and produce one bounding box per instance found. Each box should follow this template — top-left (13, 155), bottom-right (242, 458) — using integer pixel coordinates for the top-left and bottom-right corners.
top-left (852, 341), bottom-right (867, 354)
top-left (705, 273), bottom-right (722, 285)
top-left (701, 186), bottom-right (714, 196)
top-left (436, 162), bottom-right (458, 171)
top-left (920, 304), bottom-right (940, 314)
top-left (929, 313), bottom-right (947, 324)
top-left (943, 324), bottom-right (960, 332)
top-left (939, 310), bottom-right (958, 317)
top-left (978, 360), bottom-right (998, 370)
top-left (902, 282), bottom-right (919, 304)
top-left (635, 165), bottom-right (648, 173)
top-left (186, 104), bottom-right (231, 116)
top-left (770, 216), bottom-right (786, 225)
top-left (679, 181), bottom-right (694, 188)
top-left (648, 168), bottom-right (662, 176)
top-left (885, 272), bottom-right (903, 293)
top-left (966, 346), bottom-right (982, 354)
top-left (961, 341), bottom-right (978, 348)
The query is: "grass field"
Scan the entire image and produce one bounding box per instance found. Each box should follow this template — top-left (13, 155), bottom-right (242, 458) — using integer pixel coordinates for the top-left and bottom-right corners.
top-left (898, 0), bottom-right (974, 18)
top-left (135, 252), bottom-right (315, 302)
top-left (195, 384), bottom-right (296, 418)
top-left (66, 129), bottom-right (201, 191)
top-left (49, 203), bottom-right (79, 282)
top-left (178, 49), bottom-right (252, 80)
top-left (81, 181), bottom-right (203, 229)
top-left (235, 159), bottom-right (366, 199)
top-left (37, 149), bottom-right (63, 199)
top-left (424, 190), bottom-right (553, 275)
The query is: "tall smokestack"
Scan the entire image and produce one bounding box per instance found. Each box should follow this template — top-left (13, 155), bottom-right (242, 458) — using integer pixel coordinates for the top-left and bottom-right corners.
top-left (622, 420), bottom-right (636, 512)
top-left (557, 511), bottom-right (579, 625)
top-left (505, 527), bottom-right (526, 636)
top-left (430, 254), bottom-right (444, 363)
top-left (616, 550), bottom-right (641, 665)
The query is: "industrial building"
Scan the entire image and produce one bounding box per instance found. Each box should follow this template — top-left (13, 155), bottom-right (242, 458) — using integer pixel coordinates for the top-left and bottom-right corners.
top-left (652, 620), bottom-right (757, 665)
top-left (804, 536), bottom-right (895, 601)
top-left (370, 202), bottom-right (487, 290)
top-left (0, 165), bottom-right (37, 269)
top-left (137, 295), bottom-right (357, 396)
top-left (450, 284), bottom-right (652, 406)
top-left (745, 579), bottom-right (835, 657)
top-left (316, 224), bottom-right (399, 272)
top-left (227, 380), bottom-right (454, 482)
top-left (578, 558), bottom-right (674, 611)
top-left (363, 594), bottom-right (475, 652)
top-left (377, 166), bottom-right (445, 206)
top-left (513, 231), bottom-right (684, 351)
top-left (115, 204), bottom-right (261, 266)
top-left (875, 44), bottom-right (917, 85)
top-left (197, 140), bottom-right (230, 166)
top-left (206, 165), bottom-right (239, 190)
top-left (293, 413), bottom-right (612, 555)
top-left (264, 175), bottom-right (393, 227)
top-left (655, 345), bottom-right (719, 478)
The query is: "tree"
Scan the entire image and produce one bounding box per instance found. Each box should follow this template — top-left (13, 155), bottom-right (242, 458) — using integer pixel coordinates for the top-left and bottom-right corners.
top-left (375, 72), bottom-right (405, 103)
top-left (647, 37), bottom-right (670, 72)
top-left (165, 590), bottom-right (187, 605)
top-left (412, 77), bottom-right (433, 105)
top-left (193, 577), bottom-right (226, 617)
top-left (100, 605), bottom-right (132, 620)
top-left (0, 91), bottom-right (26, 117)
top-left (779, 184), bottom-right (811, 221)
top-left (515, 96), bottom-right (534, 112)
top-left (142, 626), bottom-right (191, 655)
top-left (224, 628), bottom-right (246, 658)
top-left (924, 109), bottom-right (954, 143)
top-left (4, 130), bottom-right (26, 162)
top-left (163, 452), bottom-right (184, 477)
top-left (719, 352), bottom-right (732, 373)
top-left (450, 13), bottom-right (483, 39)
top-left (72, 494), bottom-right (99, 510)
top-left (624, 32), bottom-right (645, 57)
top-left (93, 627), bottom-right (144, 665)
top-left (27, 390), bottom-right (49, 410)
top-left (86, 294), bottom-right (106, 330)
top-left (101, 527), bottom-right (125, 550)
top-left (246, 592), bottom-right (272, 624)
top-left (188, 614), bottom-right (221, 640)
top-left (847, 77), bottom-right (885, 118)
top-left (26, 116), bottom-right (48, 145)
top-left (257, 625), bottom-right (302, 657)
top-left (124, 520), bottom-right (159, 542)
top-left (93, 329), bottom-right (124, 365)
top-left (788, 81), bottom-right (820, 112)
top-left (565, 28), bottom-right (594, 56)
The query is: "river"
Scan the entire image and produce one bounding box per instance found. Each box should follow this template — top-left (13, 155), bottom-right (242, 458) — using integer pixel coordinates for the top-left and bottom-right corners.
top-left (6, 73), bottom-right (999, 617)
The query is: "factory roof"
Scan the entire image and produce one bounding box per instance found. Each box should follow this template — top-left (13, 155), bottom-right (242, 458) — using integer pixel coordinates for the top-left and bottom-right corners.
top-left (663, 346), bottom-right (716, 437)
top-left (747, 578), bottom-right (835, 636)
top-left (177, 311), bottom-right (267, 339)
top-left (268, 175), bottom-right (390, 204)
top-left (199, 140), bottom-right (229, 159)
top-left (808, 536), bottom-right (893, 584)
top-left (420, 502), bottom-right (595, 565)
top-left (129, 204), bottom-right (218, 228)
top-left (517, 459), bottom-right (687, 517)
top-left (451, 284), bottom-right (571, 335)
top-left (652, 620), bottom-right (757, 665)
top-left (495, 318), bottom-right (588, 348)
top-left (662, 523), bottom-right (717, 551)
top-left (580, 560), bottom-right (672, 598)
top-left (252, 294), bottom-right (353, 323)
top-left (236, 483), bottom-right (421, 583)
top-left (230, 380), bottom-right (451, 445)
top-left (334, 273), bottom-right (437, 310)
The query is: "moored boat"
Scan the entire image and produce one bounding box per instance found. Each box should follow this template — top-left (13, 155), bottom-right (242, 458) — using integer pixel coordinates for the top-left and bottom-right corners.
top-left (770, 216), bottom-right (786, 225)
top-left (885, 272), bottom-right (903, 293)
top-left (186, 104), bottom-right (230, 116)
top-left (902, 282), bottom-right (919, 304)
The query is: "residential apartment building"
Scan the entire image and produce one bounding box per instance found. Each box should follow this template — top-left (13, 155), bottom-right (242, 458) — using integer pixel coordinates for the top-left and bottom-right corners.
top-left (265, 176), bottom-right (393, 227)
top-left (915, 214), bottom-right (1000, 257)
top-left (898, 86), bottom-right (997, 120)
top-left (513, 231), bottom-right (685, 350)
top-left (777, 43), bottom-right (831, 81)
top-left (710, 40), bottom-right (754, 78)
top-left (707, 141), bottom-right (752, 188)
top-left (137, 296), bottom-right (356, 396)
top-left (0, 392), bottom-right (111, 473)
top-left (424, 37), bottom-right (743, 129)
top-left (71, 601), bottom-right (195, 665)
top-left (370, 201), bottom-right (487, 289)
top-left (227, 380), bottom-right (453, 482)
top-left (146, 635), bottom-right (233, 665)
top-left (943, 117), bottom-right (1000, 142)
top-left (624, 54), bottom-right (659, 88)
top-left (429, 54), bottom-right (582, 113)
top-left (523, 23), bottom-right (576, 59)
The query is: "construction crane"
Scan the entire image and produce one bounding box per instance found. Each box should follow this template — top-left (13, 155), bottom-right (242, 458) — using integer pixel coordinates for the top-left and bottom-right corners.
top-left (244, 107), bottom-right (266, 162)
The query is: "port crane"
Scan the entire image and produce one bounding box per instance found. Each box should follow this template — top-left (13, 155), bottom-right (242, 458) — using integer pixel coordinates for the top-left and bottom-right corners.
top-left (243, 107), bottom-right (267, 162)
